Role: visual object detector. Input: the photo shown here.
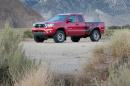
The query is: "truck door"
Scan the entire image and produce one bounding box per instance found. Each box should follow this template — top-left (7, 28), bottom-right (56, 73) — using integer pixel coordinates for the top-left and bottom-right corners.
top-left (76, 15), bottom-right (86, 36)
top-left (66, 15), bottom-right (78, 36)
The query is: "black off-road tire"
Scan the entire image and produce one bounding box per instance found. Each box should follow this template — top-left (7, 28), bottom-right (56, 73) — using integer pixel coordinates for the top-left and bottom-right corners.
top-left (34, 32), bottom-right (44, 43)
top-left (71, 37), bottom-right (80, 42)
top-left (53, 30), bottom-right (66, 43)
top-left (90, 30), bottom-right (101, 42)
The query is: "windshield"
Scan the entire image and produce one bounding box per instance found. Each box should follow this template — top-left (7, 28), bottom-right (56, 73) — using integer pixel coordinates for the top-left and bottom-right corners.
top-left (48, 15), bottom-right (67, 22)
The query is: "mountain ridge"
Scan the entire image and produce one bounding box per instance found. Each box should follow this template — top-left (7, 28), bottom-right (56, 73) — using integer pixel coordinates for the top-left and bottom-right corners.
top-left (21, 0), bottom-right (130, 26)
top-left (0, 0), bottom-right (43, 28)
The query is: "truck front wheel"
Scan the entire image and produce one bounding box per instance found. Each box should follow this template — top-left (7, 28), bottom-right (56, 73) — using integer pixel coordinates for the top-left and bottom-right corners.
top-left (34, 34), bottom-right (44, 43)
top-left (71, 37), bottom-right (80, 42)
top-left (90, 30), bottom-right (101, 42)
top-left (53, 30), bottom-right (66, 43)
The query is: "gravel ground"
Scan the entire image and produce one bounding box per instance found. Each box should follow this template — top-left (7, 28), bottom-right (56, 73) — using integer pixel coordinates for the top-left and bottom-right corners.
top-left (23, 38), bottom-right (103, 74)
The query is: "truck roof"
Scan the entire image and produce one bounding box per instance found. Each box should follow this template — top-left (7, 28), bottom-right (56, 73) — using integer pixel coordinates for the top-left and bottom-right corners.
top-left (58, 13), bottom-right (82, 16)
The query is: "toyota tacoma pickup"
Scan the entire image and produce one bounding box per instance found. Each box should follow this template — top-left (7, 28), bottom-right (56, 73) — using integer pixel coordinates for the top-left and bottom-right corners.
top-left (32, 13), bottom-right (105, 43)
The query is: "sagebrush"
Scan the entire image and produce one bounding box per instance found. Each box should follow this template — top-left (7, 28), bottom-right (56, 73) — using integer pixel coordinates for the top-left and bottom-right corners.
top-left (0, 24), bottom-right (40, 86)
top-left (84, 29), bottom-right (130, 86)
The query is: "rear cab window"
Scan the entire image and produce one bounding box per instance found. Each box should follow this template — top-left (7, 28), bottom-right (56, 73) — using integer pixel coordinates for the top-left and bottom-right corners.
top-left (77, 15), bottom-right (84, 22)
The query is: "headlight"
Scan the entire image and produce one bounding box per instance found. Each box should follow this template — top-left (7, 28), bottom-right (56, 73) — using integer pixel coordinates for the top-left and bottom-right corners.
top-left (33, 24), bottom-right (36, 27)
top-left (45, 24), bottom-right (54, 28)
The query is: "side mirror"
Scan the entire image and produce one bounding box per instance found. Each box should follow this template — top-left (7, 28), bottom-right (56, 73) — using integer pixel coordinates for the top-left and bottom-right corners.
top-left (66, 19), bottom-right (72, 23)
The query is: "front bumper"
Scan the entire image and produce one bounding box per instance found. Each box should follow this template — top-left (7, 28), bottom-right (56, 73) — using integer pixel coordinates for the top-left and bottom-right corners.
top-left (32, 28), bottom-right (55, 36)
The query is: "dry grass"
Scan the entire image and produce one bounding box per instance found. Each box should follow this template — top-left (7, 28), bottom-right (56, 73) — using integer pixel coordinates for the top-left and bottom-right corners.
top-left (0, 24), bottom-right (53, 86)
top-left (14, 65), bottom-right (52, 86)
top-left (14, 66), bottom-right (77, 86)
top-left (2, 24), bottom-right (130, 86)
top-left (16, 29), bottom-right (130, 86)
top-left (101, 65), bottom-right (130, 86)
top-left (92, 30), bottom-right (130, 64)
top-left (84, 29), bottom-right (130, 85)
top-left (92, 29), bottom-right (130, 65)
top-left (13, 29), bottom-right (130, 86)
top-left (102, 28), bottom-right (115, 40)
top-left (0, 24), bottom-right (40, 86)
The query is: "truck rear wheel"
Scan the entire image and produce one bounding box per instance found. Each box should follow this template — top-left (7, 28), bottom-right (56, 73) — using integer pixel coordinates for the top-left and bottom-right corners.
top-left (53, 30), bottom-right (66, 43)
top-left (71, 37), bottom-right (80, 42)
top-left (90, 30), bottom-right (101, 42)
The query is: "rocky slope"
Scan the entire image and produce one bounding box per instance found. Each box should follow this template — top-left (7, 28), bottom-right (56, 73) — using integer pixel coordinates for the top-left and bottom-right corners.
top-left (0, 0), bottom-right (43, 28)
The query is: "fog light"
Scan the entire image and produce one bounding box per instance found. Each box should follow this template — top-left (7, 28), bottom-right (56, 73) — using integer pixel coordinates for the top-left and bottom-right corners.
top-left (48, 31), bottom-right (52, 33)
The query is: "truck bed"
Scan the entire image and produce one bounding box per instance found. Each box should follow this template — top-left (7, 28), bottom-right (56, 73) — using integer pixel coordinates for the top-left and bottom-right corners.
top-left (84, 22), bottom-right (105, 34)
top-left (85, 22), bottom-right (104, 28)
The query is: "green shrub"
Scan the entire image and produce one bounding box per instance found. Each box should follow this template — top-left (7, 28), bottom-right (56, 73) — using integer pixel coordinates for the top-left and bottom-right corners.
top-left (108, 26), bottom-right (122, 29)
top-left (0, 24), bottom-right (40, 86)
top-left (23, 30), bottom-right (33, 38)
top-left (122, 24), bottom-right (130, 29)
top-left (108, 25), bottom-right (130, 30)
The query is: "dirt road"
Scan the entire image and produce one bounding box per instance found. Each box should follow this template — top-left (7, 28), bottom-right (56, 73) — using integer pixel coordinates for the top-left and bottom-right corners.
top-left (23, 38), bottom-right (103, 74)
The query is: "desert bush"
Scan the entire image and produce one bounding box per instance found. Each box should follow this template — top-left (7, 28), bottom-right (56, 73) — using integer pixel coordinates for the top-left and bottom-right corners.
top-left (100, 64), bottom-right (130, 86)
top-left (0, 24), bottom-right (40, 85)
top-left (108, 26), bottom-right (122, 29)
top-left (52, 74), bottom-right (76, 86)
top-left (122, 24), bottom-right (130, 29)
top-left (15, 68), bottom-right (75, 86)
top-left (84, 29), bottom-right (130, 85)
top-left (15, 65), bottom-right (52, 86)
top-left (102, 29), bottom-right (115, 40)
top-left (15, 29), bottom-right (130, 86)
top-left (108, 25), bottom-right (130, 30)
top-left (23, 29), bottom-right (33, 38)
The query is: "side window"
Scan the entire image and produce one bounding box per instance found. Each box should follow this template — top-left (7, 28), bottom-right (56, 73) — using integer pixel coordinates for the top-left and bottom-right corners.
top-left (68, 15), bottom-right (77, 23)
top-left (78, 15), bottom-right (84, 22)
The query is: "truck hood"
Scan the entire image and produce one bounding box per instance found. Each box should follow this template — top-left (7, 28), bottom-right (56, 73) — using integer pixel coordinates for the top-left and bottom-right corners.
top-left (34, 21), bottom-right (63, 25)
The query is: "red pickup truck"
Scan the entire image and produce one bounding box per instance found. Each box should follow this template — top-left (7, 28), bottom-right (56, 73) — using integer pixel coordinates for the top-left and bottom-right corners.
top-left (32, 13), bottom-right (105, 43)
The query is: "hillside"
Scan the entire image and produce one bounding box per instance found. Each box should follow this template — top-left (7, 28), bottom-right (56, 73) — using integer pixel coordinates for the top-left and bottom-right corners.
top-left (21, 0), bottom-right (130, 26)
top-left (0, 0), bottom-right (43, 28)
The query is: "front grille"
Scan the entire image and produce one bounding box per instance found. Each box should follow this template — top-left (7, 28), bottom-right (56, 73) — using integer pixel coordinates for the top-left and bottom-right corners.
top-left (34, 24), bottom-right (45, 28)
